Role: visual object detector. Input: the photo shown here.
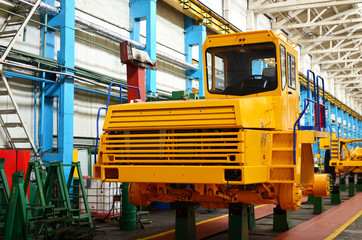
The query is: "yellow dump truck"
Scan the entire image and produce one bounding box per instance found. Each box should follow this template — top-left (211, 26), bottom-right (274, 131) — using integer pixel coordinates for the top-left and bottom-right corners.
top-left (321, 134), bottom-right (362, 174)
top-left (94, 30), bottom-right (329, 211)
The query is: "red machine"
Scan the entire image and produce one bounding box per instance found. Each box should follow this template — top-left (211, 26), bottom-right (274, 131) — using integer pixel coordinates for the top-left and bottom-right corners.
top-left (120, 41), bottom-right (156, 102)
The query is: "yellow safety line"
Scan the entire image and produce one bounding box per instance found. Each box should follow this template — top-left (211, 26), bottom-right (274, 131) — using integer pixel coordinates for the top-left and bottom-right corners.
top-left (137, 205), bottom-right (265, 240)
top-left (324, 210), bottom-right (362, 240)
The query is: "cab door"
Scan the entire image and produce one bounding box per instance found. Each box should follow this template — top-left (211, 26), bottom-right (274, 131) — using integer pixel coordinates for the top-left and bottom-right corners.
top-left (286, 52), bottom-right (299, 129)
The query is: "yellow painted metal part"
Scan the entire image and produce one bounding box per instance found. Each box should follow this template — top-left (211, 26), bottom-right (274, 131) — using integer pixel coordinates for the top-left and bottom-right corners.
top-left (73, 149), bottom-right (79, 178)
top-left (93, 30), bottom-right (330, 211)
top-left (162, 0), bottom-right (240, 34)
top-left (320, 134), bottom-right (362, 173)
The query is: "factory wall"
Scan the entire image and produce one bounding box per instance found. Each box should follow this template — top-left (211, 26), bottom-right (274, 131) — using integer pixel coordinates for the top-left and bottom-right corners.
top-left (0, 0), bottom-right (360, 149)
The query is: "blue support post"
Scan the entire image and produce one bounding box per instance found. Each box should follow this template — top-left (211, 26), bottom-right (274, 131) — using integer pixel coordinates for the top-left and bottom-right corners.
top-left (39, 0), bottom-right (75, 176)
top-left (39, 0), bottom-right (57, 155)
top-left (353, 117), bottom-right (357, 139)
top-left (185, 16), bottom-right (206, 97)
top-left (343, 111), bottom-right (348, 138)
top-left (129, 0), bottom-right (157, 97)
top-left (326, 102), bottom-right (331, 127)
top-left (348, 115), bottom-right (353, 139)
top-left (338, 109), bottom-right (344, 138)
top-left (332, 105), bottom-right (338, 134)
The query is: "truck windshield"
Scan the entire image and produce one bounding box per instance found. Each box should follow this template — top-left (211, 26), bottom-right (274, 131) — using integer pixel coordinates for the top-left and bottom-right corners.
top-left (206, 42), bottom-right (277, 96)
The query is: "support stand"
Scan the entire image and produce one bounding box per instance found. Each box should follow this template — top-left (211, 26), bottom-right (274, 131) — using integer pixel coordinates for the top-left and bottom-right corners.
top-left (175, 202), bottom-right (196, 240)
top-left (228, 203), bottom-right (249, 240)
top-left (4, 171), bottom-right (28, 240)
top-left (307, 194), bottom-right (315, 203)
top-left (348, 174), bottom-right (355, 197)
top-left (0, 158), bottom-right (10, 236)
top-left (340, 176), bottom-right (347, 191)
top-left (356, 174), bottom-right (362, 192)
top-left (273, 205), bottom-right (293, 231)
top-left (330, 185), bottom-right (342, 204)
top-left (121, 182), bottom-right (136, 232)
top-left (313, 197), bottom-right (324, 214)
top-left (248, 205), bottom-right (256, 230)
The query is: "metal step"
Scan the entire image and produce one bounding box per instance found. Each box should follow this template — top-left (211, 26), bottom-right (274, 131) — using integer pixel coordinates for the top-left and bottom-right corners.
top-left (3, 122), bottom-right (22, 128)
top-left (5, 21), bottom-right (24, 27)
top-left (11, 138), bottom-right (30, 143)
top-left (0, 109), bottom-right (17, 115)
top-left (0, 30), bottom-right (17, 36)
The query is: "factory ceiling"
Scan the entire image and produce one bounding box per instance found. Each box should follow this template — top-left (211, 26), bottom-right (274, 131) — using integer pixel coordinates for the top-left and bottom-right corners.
top-left (250, 0), bottom-right (362, 101)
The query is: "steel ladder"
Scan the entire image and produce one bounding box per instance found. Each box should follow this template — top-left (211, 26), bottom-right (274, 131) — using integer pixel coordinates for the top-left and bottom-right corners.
top-left (0, 0), bottom-right (42, 154)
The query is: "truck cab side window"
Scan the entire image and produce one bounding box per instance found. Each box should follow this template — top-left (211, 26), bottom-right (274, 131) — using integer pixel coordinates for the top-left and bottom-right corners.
top-left (287, 53), bottom-right (296, 89)
top-left (206, 52), bottom-right (213, 91)
top-left (214, 55), bottom-right (226, 91)
top-left (280, 45), bottom-right (286, 90)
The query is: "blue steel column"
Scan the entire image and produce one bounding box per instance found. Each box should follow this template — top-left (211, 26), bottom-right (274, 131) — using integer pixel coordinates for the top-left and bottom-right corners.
top-left (184, 16), bottom-right (206, 97)
top-left (331, 105), bottom-right (337, 134)
top-left (337, 108), bottom-right (343, 138)
top-left (349, 114), bottom-right (352, 139)
top-left (39, 0), bottom-right (56, 155)
top-left (129, 0), bottom-right (157, 96)
top-left (326, 102), bottom-right (331, 127)
top-left (343, 111), bottom-right (348, 139)
top-left (40, 0), bottom-right (75, 170)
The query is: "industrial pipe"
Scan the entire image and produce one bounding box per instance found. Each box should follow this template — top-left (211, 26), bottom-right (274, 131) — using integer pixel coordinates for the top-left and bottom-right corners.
top-left (75, 17), bottom-right (199, 71)
top-left (4, 0), bottom-right (199, 71)
top-left (15, 0), bottom-right (59, 15)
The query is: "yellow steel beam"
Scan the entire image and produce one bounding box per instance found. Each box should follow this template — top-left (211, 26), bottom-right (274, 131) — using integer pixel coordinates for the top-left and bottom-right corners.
top-left (162, 0), bottom-right (241, 34)
top-left (299, 73), bottom-right (362, 121)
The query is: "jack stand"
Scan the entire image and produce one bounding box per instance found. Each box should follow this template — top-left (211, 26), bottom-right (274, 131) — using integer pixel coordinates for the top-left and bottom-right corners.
top-left (175, 202), bottom-right (196, 240)
top-left (330, 185), bottom-right (342, 204)
top-left (248, 205), bottom-right (256, 230)
top-left (356, 174), bottom-right (362, 192)
top-left (0, 158), bottom-right (10, 236)
top-left (313, 197), bottom-right (324, 214)
top-left (307, 194), bottom-right (315, 203)
top-left (340, 176), bottom-right (347, 191)
top-left (229, 203), bottom-right (249, 240)
top-left (348, 174), bottom-right (355, 197)
top-left (273, 205), bottom-right (292, 231)
top-left (4, 171), bottom-right (28, 240)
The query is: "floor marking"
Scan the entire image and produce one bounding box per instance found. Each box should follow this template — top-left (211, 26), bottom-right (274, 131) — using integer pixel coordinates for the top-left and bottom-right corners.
top-left (137, 204), bottom-right (265, 240)
top-left (324, 210), bottom-right (362, 240)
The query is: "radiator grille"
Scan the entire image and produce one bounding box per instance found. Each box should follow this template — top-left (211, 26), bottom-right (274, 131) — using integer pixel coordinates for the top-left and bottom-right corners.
top-left (99, 129), bottom-right (244, 165)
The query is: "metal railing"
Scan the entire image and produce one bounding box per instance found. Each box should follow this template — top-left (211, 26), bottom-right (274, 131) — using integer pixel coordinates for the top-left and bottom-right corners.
top-left (94, 82), bottom-right (141, 164)
top-left (293, 70), bottom-right (326, 164)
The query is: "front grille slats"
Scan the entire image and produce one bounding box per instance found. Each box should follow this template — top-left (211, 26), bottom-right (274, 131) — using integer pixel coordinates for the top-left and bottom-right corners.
top-left (99, 129), bottom-right (244, 165)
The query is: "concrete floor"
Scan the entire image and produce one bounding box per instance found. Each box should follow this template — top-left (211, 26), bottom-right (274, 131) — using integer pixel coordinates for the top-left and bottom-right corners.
top-left (93, 191), bottom-right (361, 240)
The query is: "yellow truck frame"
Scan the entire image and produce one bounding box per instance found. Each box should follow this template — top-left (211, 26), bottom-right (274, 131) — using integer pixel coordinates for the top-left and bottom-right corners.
top-left (94, 30), bottom-right (329, 211)
top-left (320, 134), bottom-right (362, 174)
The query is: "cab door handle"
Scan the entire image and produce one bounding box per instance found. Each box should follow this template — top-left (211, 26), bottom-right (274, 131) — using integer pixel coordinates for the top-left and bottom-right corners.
top-left (288, 91), bottom-right (293, 95)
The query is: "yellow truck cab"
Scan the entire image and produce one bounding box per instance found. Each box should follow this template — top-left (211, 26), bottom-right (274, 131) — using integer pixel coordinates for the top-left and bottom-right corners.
top-left (94, 30), bottom-right (329, 211)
